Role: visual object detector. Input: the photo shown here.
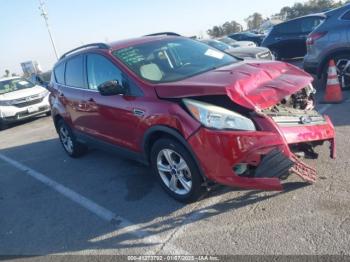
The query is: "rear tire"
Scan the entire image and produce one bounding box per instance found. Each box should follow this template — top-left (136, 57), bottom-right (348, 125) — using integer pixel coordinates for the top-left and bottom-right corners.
top-left (150, 138), bottom-right (205, 203)
top-left (57, 119), bottom-right (87, 158)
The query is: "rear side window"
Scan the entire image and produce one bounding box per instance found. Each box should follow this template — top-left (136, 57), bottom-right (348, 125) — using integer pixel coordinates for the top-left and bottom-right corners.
top-left (301, 17), bottom-right (324, 33)
top-left (65, 55), bottom-right (84, 88)
top-left (274, 19), bottom-right (302, 34)
top-left (341, 10), bottom-right (350, 20)
top-left (54, 62), bottom-right (65, 84)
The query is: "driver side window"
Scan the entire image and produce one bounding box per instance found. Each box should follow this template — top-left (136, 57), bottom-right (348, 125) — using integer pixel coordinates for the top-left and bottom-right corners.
top-left (86, 54), bottom-right (122, 90)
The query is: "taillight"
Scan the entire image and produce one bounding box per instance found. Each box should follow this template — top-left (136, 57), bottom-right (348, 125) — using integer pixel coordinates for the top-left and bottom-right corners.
top-left (306, 32), bottom-right (327, 45)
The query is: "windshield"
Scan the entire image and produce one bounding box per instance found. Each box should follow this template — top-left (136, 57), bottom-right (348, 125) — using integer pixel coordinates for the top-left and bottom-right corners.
top-left (202, 40), bottom-right (232, 52)
top-left (113, 38), bottom-right (237, 83)
top-left (0, 78), bottom-right (35, 94)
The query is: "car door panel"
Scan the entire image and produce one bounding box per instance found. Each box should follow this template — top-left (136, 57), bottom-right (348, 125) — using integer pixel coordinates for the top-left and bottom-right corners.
top-left (83, 53), bottom-right (141, 151)
top-left (58, 85), bottom-right (88, 131)
top-left (60, 55), bottom-right (89, 132)
top-left (83, 92), bottom-right (139, 150)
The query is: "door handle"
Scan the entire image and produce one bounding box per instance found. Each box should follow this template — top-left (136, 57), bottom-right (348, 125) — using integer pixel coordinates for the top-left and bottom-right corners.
top-left (133, 108), bottom-right (145, 117)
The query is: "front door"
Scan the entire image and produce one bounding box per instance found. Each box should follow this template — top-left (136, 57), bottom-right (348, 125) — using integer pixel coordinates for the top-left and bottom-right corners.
top-left (83, 53), bottom-right (140, 151)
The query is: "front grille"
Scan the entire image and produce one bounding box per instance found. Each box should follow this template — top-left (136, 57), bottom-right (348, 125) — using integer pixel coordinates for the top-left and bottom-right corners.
top-left (271, 115), bottom-right (326, 126)
top-left (12, 97), bottom-right (44, 108)
top-left (256, 51), bottom-right (272, 60)
top-left (262, 106), bottom-right (326, 126)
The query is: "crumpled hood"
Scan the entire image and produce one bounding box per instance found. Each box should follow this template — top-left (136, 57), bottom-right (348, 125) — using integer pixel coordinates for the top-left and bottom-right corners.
top-left (155, 61), bottom-right (313, 110)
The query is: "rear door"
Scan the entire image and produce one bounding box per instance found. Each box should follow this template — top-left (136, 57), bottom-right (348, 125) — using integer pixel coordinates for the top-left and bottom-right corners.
top-left (271, 19), bottom-right (303, 58)
top-left (83, 53), bottom-right (141, 151)
top-left (55, 55), bottom-right (88, 132)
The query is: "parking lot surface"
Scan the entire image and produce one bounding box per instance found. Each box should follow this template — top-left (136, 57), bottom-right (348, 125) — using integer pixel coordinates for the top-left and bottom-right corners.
top-left (1, 88), bottom-right (350, 257)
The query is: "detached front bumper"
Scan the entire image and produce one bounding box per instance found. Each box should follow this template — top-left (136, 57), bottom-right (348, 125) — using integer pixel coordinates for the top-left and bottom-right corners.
top-left (188, 115), bottom-right (335, 191)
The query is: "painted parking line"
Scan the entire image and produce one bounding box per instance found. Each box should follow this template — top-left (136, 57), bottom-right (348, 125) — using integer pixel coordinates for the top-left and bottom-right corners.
top-left (0, 153), bottom-right (187, 254)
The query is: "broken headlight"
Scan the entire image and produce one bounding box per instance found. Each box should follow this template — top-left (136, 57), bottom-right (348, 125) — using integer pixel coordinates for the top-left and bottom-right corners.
top-left (183, 98), bottom-right (256, 131)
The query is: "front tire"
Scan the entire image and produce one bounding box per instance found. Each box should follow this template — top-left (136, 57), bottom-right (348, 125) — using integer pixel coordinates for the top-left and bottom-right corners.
top-left (150, 138), bottom-right (205, 203)
top-left (57, 119), bottom-right (87, 158)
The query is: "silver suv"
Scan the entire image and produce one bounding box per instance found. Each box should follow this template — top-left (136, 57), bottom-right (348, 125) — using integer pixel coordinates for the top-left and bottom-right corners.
top-left (303, 4), bottom-right (350, 88)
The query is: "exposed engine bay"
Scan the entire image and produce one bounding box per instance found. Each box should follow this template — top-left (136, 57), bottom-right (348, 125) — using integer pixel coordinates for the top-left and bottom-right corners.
top-left (280, 84), bottom-right (316, 111)
top-left (262, 84), bottom-right (326, 127)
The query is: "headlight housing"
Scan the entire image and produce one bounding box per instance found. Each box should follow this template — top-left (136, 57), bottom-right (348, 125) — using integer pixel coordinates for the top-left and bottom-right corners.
top-left (183, 99), bottom-right (256, 131)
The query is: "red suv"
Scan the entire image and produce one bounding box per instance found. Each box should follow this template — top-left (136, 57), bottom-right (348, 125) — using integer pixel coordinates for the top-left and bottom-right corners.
top-left (50, 34), bottom-right (335, 202)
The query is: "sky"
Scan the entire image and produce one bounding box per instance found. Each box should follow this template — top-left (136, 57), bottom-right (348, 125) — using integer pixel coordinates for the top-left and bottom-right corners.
top-left (0, 0), bottom-right (301, 74)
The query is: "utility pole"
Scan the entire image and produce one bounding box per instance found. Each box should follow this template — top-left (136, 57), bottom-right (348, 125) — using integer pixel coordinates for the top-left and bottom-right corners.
top-left (38, 0), bottom-right (59, 60)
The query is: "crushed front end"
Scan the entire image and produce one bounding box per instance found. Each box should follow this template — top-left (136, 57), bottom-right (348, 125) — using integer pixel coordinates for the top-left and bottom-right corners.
top-left (187, 85), bottom-right (336, 191)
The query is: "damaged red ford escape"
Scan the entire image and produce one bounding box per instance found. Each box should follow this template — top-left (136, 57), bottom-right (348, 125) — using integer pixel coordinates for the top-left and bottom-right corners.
top-left (50, 34), bottom-right (335, 202)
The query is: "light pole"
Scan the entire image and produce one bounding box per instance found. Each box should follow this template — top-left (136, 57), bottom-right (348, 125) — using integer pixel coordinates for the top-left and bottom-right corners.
top-left (38, 0), bottom-right (59, 60)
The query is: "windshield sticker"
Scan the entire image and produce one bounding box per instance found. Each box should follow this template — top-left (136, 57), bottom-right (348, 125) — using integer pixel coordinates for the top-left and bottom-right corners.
top-left (205, 49), bottom-right (224, 59)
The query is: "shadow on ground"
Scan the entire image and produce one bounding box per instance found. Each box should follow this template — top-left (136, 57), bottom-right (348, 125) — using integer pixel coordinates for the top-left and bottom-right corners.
top-left (0, 137), bottom-right (309, 256)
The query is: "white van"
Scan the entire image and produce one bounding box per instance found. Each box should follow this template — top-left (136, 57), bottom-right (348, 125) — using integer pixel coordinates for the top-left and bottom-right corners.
top-left (0, 77), bottom-right (50, 129)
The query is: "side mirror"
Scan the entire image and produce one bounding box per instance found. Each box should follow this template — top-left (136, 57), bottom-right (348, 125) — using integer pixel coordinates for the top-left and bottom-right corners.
top-left (97, 80), bottom-right (126, 96)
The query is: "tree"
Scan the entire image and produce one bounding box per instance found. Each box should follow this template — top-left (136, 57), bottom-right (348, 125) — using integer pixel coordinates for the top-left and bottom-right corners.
top-left (245, 13), bottom-right (264, 30)
top-left (277, 0), bottom-right (345, 20)
top-left (207, 20), bottom-right (242, 38)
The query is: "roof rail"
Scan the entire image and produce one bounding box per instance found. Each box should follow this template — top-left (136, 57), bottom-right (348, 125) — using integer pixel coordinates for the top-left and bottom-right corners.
top-left (144, 32), bottom-right (181, 37)
top-left (59, 43), bottom-right (110, 60)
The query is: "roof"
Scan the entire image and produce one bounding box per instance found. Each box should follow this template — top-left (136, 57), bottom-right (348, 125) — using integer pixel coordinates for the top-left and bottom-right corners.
top-left (57, 35), bottom-right (182, 62)
top-left (276, 13), bottom-right (326, 26)
top-left (109, 35), bottom-right (179, 50)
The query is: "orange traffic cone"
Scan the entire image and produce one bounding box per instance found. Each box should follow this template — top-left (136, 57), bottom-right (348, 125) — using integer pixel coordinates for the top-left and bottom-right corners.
top-left (323, 59), bottom-right (343, 103)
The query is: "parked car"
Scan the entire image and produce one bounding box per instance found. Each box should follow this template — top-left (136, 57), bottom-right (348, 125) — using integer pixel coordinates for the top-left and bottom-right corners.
top-left (304, 4), bottom-right (350, 89)
top-left (228, 32), bottom-right (266, 46)
top-left (200, 39), bottom-right (274, 60)
top-left (0, 77), bottom-right (51, 129)
top-left (50, 35), bottom-right (335, 202)
top-left (262, 14), bottom-right (326, 60)
top-left (218, 37), bottom-right (256, 48)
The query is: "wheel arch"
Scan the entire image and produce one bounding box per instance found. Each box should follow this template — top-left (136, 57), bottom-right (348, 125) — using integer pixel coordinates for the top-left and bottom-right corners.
top-left (318, 47), bottom-right (350, 78)
top-left (53, 113), bottom-right (63, 131)
top-left (142, 125), bottom-right (207, 183)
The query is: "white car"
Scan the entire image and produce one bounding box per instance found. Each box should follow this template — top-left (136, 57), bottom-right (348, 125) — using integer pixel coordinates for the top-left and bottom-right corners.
top-left (0, 77), bottom-right (50, 129)
top-left (218, 37), bottom-right (256, 48)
